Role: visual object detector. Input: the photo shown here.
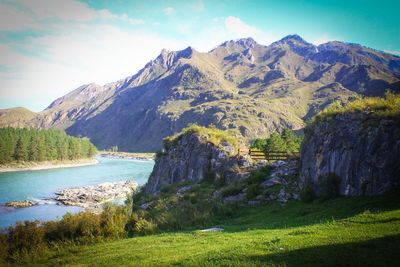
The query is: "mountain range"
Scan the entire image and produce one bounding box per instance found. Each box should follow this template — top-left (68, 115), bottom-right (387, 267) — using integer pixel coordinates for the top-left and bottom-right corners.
top-left (1, 34), bottom-right (399, 151)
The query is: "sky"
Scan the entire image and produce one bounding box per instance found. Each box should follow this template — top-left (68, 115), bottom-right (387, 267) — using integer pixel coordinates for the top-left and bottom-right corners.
top-left (0, 0), bottom-right (399, 111)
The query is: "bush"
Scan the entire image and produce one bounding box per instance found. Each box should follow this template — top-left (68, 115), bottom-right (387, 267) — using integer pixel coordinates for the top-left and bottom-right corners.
top-left (246, 184), bottom-right (262, 200)
top-left (125, 214), bottom-right (156, 236)
top-left (247, 166), bottom-right (271, 185)
top-left (220, 182), bottom-right (244, 197)
top-left (300, 186), bottom-right (315, 203)
top-left (0, 232), bottom-right (9, 264)
top-left (318, 173), bottom-right (341, 201)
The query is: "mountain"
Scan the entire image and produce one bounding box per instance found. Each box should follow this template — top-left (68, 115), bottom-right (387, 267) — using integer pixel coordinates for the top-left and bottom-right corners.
top-left (1, 35), bottom-right (399, 151)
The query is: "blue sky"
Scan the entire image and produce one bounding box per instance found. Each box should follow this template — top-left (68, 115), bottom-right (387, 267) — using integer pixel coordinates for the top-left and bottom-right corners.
top-left (0, 0), bottom-right (399, 111)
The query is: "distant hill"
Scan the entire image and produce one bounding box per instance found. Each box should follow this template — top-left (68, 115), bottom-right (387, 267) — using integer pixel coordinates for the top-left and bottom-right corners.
top-left (0, 107), bottom-right (37, 128)
top-left (1, 35), bottom-right (399, 151)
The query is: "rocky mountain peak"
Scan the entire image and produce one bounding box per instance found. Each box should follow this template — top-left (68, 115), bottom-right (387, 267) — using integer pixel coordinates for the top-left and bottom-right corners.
top-left (219, 37), bottom-right (257, 50)
top-left (271, 34), bottom-right (316, 55)
top-left (154, 46), bottom-right (197, 70)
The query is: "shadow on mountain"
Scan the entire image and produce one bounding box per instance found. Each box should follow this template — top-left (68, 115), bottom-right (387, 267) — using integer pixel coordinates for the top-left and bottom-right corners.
top-left (244, 234), bottom-right (400, 267)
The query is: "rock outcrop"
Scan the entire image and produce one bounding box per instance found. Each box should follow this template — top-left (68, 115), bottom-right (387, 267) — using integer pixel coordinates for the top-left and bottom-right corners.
top-left (53, 181), bottom-right (138, 213)
top-left (144, 130), bottom-right (244, 195)
top-left (300, 112), bottom-right (400, 196)
top-left (4, 200), bottom-right (38, 208)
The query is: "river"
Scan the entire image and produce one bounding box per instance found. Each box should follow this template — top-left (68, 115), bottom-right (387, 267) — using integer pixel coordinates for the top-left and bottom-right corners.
top-left (0, 156), bottom-right (154, 228)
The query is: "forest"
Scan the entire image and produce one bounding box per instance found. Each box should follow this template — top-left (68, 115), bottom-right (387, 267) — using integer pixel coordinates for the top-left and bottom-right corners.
top-left (0, 127), bottom-right (97, 164)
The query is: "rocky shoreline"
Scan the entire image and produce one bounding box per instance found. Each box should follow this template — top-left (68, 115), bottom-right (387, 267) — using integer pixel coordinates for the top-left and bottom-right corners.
top-left (3, 180), bottom-right (138, 213)
top-left (99, 152), bottom-right (155, 161)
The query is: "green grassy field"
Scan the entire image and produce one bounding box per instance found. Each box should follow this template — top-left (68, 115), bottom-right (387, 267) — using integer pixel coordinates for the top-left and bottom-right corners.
top-left (27, 191), bottom-right (400, 267)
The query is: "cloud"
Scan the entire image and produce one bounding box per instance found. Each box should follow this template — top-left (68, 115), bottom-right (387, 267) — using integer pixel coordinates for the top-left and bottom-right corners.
top-left (224, 16), bottom-right (261, 38)
top-left (0, 2), bottom-right (38, 31)
top-left (120, 14), bottom-right (145, 25)
top-left (0, 1), bottom-right (179, 111)
top-left (0, 0), bottom-right (143, 31)
top-left (14, 0), bottom-right (116, 21)
top-left (164, 7), bottom-right (175, 15)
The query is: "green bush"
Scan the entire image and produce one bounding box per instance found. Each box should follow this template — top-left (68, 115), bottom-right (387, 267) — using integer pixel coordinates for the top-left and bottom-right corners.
top-left (300, 186), bottom-right (315, 203)
top-left (247, 166), bottom-right (271, 185)
top-left (220, 182), bottom-right (244, 197)
top-left (318, 173), bottom-right (341, 201)
top-left (125, 214), bottom-right (156, 236)
top-left (0, 232), bottom-right (9, 264)
top-left (6, 220), bottom-right (46, 261)
top-left (246, 184), bottom-right (262, 200)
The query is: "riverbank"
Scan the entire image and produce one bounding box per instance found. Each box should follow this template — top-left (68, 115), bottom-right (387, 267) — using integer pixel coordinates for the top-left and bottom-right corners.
top-left (0, 158), bottom-right (98, 173)
top-left (99, 151), bottom-right (155, 161)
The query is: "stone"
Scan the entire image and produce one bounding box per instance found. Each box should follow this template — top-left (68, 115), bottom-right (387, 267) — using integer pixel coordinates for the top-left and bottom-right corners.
top-left (145, 132), bottom-right (240, 195)
top-left (247, 200), bottom-right (261, 206)
top-left (223, 192), bottom-right (245, 203)
top-left (52, 180), bottom-right (138, 213)
top-left (140, 201), bottom-right (153, 210)
top-left (261, 177), bottom-right (282, 188)
top-left (200, 227), bottom-right (224, 232)
top-left (300, 112), bottom-right (400, 196)
top-left (4, 200), bottom-right (37, 208)
top-left (176, 186), bottom-right (192, 196)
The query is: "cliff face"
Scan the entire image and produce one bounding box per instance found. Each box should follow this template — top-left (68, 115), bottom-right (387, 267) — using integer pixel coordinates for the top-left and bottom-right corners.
top-left (144, 132), bottom-right (241, 195)
top-left (300, 113), bottom-right (400, 196)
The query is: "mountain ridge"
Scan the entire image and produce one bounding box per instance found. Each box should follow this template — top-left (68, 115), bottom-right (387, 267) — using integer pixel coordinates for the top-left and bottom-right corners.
top-left (1, 35), bottom-right (399, 151)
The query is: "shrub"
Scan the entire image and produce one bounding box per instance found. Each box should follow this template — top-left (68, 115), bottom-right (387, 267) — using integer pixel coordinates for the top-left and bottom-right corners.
top-left (100, 204), bottom-right (129, 239)
top-left (220, 182), bottom-right (244, 197)
top-left (300, 186), bottom-right (315, 203)
top-left (0, 232), bottom-right (9, 264)
top-left (246, 184), bottom-right (262, 200)
top-left (318, 173), bottom-right (341, 201)
top-left (125, 213), bottom-right (156, 236)
top-left (247, 166), bottom-right (271, 185)
top-left (6, 220), bottom-right (46, 261)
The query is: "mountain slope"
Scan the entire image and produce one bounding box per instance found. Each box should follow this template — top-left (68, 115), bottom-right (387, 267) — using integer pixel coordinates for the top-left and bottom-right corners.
top-left (1, 35), bottom-right (399, 151)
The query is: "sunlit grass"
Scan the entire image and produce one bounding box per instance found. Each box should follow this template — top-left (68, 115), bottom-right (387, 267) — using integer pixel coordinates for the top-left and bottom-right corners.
top-left (163, 124), bottom-right (240, 153)
top-left (315, 91), bottom-right (400, 122)
top-left (29, 191), bottom-right (400, 266)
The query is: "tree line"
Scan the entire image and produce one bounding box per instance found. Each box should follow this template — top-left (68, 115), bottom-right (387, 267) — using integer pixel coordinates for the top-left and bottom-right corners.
top-left (0, 127), bottom-right (97, 164)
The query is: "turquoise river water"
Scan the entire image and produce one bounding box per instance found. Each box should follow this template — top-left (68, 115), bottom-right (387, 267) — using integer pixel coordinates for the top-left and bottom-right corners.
top-left (0, 156), bottom-right (154, 228)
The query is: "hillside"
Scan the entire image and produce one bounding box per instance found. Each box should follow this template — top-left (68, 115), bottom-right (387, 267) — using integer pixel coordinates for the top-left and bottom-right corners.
top-left (1, 35), bottom-right (399, 151)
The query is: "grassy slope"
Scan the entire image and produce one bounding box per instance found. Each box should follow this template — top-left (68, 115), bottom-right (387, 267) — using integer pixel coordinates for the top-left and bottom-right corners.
top-left (30, 192), bottom-right (400, 267)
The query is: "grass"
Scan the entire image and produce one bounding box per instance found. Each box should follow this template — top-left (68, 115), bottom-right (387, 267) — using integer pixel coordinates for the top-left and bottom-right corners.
top-left (315, 91), bottom-right (400, 122)
top-left (163, 124), bottom-right (240, 153)
top-left (27, 190), bottom-right (400, 266)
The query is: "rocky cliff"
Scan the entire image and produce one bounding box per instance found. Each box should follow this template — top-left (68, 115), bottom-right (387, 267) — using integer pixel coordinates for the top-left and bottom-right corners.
top-left (1, 35), bottom-right (399, 151)
top-left (144, 126), bottom-right (245, 195)
top-left (300, 111), bottom-right (400, 196)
